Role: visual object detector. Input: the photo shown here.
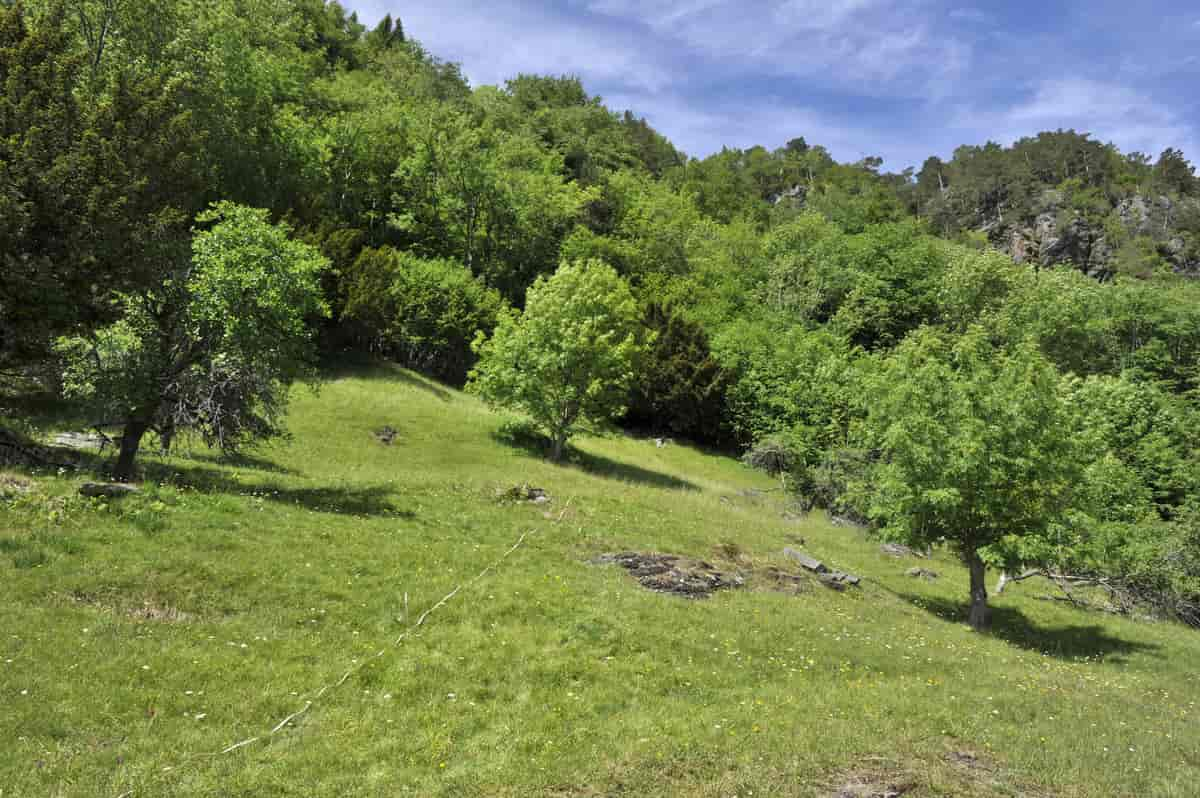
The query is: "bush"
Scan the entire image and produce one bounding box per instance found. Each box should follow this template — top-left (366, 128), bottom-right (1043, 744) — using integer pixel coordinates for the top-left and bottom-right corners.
top-left (623, 303), bottom-right (732, 447)
top-left (344, 248), bottom-right (505, 385)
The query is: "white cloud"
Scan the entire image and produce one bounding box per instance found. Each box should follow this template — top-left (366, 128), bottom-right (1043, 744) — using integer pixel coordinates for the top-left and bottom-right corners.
top-left (604, 90), bottom-right (927, 165)
top-left (353, 0), bottom-right (675, 92)
top-left (343, 1), bottom-right (1199, 165)
top-left (578, 0), bottom-right (968, 97)
top-left (951, 78), bottom-right (1198, 160)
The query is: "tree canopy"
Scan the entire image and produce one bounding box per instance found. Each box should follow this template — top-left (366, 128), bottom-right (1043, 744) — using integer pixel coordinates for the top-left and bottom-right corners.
top-left (468, 259), bottom-right (641, 461)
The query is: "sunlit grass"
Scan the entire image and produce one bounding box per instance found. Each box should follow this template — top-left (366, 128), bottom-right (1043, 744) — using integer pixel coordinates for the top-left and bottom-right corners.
top-left (1, 362), bottom-right (1198, 796)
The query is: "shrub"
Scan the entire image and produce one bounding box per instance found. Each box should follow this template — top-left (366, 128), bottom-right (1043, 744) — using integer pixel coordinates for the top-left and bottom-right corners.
top-left (344, 248), bottom-right (505, 385)
top-left (624, 303), bottom-right (732, 446)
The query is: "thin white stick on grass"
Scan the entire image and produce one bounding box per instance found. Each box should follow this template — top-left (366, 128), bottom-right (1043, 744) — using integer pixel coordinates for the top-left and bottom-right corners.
top-left (270, 701), bottom-right (313, 733)
top-left (219, 737), bottom-right (260, 755)
top-left (114, 497), bottom-right (576, 798)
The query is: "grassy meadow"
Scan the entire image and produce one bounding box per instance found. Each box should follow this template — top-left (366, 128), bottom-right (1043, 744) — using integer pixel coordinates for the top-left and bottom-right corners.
top-left (1, 362), bottom-right (1198, 797)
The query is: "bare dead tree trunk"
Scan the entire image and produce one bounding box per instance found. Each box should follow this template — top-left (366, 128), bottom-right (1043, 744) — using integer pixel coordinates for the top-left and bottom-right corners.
top-left (968, 552), bottom-right (991, 631)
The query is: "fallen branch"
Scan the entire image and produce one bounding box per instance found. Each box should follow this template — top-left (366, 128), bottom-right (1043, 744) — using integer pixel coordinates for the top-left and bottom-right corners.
top-left (995, 569), bottom-right (1040, 594)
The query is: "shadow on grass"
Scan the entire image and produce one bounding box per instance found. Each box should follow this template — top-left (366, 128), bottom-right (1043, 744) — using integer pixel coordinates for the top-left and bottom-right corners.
top-left (491, 424), bottom-right (698, 492)
top-left (172, 448), bottom-right (302, 477)
top-left (898, 592), bottom-right (1162, 662)
top-left (322, 354), bottom-right (455, 402)
top-left (141, 461), bottom-right (413, 519)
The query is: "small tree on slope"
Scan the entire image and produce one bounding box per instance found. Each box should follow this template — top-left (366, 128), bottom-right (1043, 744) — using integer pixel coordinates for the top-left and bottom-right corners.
top-left (57, 203), bottom-right (329, 480)
top-left (468, 259), bottom-right (642, 462)
top-left (861, 327), bottom-right (1085, 630)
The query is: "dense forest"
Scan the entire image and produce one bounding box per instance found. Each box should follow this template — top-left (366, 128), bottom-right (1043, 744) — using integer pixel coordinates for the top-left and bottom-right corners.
top-left (2, 0), bottom-right (1198, 628)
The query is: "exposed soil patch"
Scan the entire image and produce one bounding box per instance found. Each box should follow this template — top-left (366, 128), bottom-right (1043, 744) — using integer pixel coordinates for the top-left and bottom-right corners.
top-left (944, 750), bottom-right (1054, 797)
top-left (594, 552), bottom-right (744, 599)
top-left (0, 472), bottom-right (34, 498)
top-left (826, 769), bottom-right (915, 798)
top-left (763, 566), bottom-right (809, 595)
top-left (126, 600), bottom-right (193, 623)
top-left (69, 591), bottom-right (193, 623)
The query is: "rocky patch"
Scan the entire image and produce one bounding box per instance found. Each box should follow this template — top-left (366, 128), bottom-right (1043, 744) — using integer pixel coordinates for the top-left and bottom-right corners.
top-left (53, 432), bottom-right (110, 451)
top-left (498, 483), bottom-right (551, 504)
top-left (783, 547), bottom-right (862, 589)
top-left (373, 425), bottom-right (400, 445)
top-left (594, 552), bottom-right (743, 599)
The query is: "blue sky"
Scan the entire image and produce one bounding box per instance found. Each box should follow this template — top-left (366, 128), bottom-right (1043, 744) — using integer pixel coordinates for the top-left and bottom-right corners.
top-left (345, 1), bottom-right (1200, 170)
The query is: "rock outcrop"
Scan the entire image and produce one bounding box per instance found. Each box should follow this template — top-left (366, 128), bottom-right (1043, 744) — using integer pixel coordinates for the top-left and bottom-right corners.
top-left (998, 190), bottom-right (1200, 278)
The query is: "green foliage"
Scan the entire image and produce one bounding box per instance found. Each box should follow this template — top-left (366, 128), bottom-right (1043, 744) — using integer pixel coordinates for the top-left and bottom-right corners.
top-left (3, 0), bottom-right (1200, 630)
top-left (0, 1), bottom-right (204, 366)
top-left (860, 328), bottom-right (1087, 627)
top-left (1064, 375), bottom-right (1198, 515)
top-left (344, 248), bottom-right (504, 385)
top-left (468, 259), bottom-right (642, 460)
top-left (391, 107), bottom-right (595, 301)
top-left (623, 303), bottom-right (731, 446)
top-left (57, 202), bottom-right (328, 476)
top-left (715, 323), bottom-right (863, 451)
top-left (764, 213), bottom-right (947, 348)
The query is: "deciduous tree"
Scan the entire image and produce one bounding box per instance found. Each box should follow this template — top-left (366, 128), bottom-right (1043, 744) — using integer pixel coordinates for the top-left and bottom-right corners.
top-left (861, 328), bottom-right (1085, 630)
top-left (57, 203), bottom-right (328, 479)
top-left (468, 259), bottom-right (641, 461)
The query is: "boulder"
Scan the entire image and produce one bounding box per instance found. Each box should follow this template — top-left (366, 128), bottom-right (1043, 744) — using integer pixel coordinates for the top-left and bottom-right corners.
top-left (881, 543), bottom-right (919, 558)
top-left (783, 548), bottom-right (827, 573)
top-left (907, 567), bottom-right (938, 580)
top-left (79, 482), bottom-right (140, 498)
top-left (53, 432), bottom-right (108, 451)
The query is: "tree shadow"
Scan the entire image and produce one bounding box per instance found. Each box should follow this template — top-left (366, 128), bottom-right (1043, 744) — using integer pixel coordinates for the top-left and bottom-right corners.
top-left (490, 424), bottom-right (698, 492)
top-left (140, 461), bottom-right (414, 519)
top-left (323, 356), bottom-right (455, 402)
top-left (171, 448), bottom-right (302, 477)
top-left (897, 592), bottom-right (1162, 662)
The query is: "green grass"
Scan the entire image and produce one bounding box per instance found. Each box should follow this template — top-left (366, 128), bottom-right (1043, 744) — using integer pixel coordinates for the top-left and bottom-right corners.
top-left (2, 362), bottom-right (1198, 797)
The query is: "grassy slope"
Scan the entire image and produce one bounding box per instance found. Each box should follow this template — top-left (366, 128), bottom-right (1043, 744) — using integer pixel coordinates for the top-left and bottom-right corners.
top-left (1, 363), bottom-right (1198, 797)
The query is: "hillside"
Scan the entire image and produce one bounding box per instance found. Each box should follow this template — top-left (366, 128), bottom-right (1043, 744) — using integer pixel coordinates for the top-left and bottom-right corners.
top-left (2, 364), bottom-right (1198, 797)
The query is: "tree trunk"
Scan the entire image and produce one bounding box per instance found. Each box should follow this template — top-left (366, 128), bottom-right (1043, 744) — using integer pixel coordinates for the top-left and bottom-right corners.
top-left (113, 420), bottom-right (148, 482)
top-left (550, 431), bottom-right (567, 463)
top-left (967, 552), bottom-right (991, 631)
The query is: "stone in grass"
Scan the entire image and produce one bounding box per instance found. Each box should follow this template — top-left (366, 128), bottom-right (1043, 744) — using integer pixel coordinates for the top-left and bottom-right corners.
top-left (819, 572), bottom-right (862, 591)
top-left (373, 426), bottom-right (399, 445)
top-left (80, 482), bottom-right (140, 498)
top-left (784, 548), bottom-right (862, 588)
top-left (881, 542), bottom-right (923, 558)
top-left (907, 567), bottom-right (939, 580)
top-left (783, 547), bottom-right (828, 574)
top-left (497, 484), bottom-right (550, 504)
